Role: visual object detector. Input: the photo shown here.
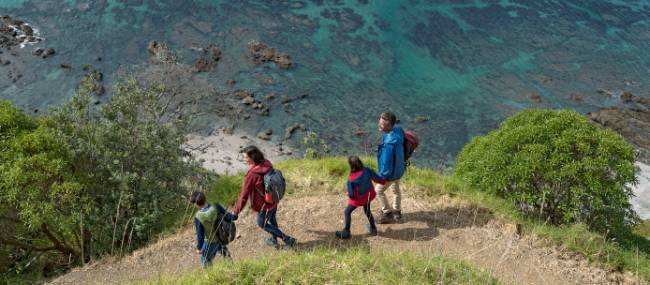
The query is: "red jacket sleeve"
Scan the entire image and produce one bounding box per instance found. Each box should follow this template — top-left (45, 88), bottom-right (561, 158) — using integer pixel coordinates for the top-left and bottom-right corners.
top-left (233, 174), bottom-right (254, 215)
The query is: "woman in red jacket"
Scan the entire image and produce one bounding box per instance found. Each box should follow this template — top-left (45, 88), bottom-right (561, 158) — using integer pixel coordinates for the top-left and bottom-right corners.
top-left (232, 146), bottom-right (296, 249)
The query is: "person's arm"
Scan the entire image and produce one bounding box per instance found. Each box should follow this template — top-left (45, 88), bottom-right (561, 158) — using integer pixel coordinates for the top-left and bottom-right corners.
top-left (233, 175), bottom-right (253, 215)
top-left (194, 218), bottom-right (204, 251)
top-left (378, 143), bottom-right (395, 179)
top-left (346, 181), bottom-right (356, 198)
top-left (369, 169), bottom-right (386, 185)
top-left (215, 203), bottom-right (237, 221)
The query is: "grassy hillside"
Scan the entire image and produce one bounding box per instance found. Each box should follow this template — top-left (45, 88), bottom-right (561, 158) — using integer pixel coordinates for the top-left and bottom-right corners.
top-left (198, 157), bottom-right (650, 282)
top-left (138, 247), bottom-right (500, 285)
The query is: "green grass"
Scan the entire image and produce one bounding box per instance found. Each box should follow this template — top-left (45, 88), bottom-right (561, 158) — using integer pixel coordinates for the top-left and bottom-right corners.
top-left (273, 157), bottom-right (650, 282)
top-left (161, 157), bottom-right (650, 283)
top-left (137, 247), bottom-right (500, 285)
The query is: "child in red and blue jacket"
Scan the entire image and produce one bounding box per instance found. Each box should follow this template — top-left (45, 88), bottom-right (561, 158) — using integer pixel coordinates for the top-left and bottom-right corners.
top-left (335, 156), bottom-right (385, 239)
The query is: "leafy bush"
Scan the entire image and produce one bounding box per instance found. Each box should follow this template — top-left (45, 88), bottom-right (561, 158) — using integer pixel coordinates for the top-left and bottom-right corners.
top-left (0, 77), bottom-right (211, 278)
top-left (455, 109), bottom-right (638, 233)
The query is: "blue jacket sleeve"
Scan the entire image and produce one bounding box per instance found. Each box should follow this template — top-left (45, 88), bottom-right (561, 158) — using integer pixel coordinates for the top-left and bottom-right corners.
top-left (346, 181), bottom-right (355, 197)
top-left (368, 169), bottom-right (385, 184)
top-left (378, 143), bottom-right (395, 179)
top-left (215, 203), bottom-right (236, 221)
top-left (194, 217), bottom-right (204, 251)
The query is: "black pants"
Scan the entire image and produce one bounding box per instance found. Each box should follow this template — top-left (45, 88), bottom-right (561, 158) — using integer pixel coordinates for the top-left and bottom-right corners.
top-left (344, 204), bottom-right (376, 231)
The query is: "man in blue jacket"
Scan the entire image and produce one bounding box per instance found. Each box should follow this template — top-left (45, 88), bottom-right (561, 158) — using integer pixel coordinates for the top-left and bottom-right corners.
top-left (376, 112), bottom-right (406, 224)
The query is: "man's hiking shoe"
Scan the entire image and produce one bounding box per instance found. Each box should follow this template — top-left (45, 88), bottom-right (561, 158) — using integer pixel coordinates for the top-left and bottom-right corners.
top-left (264, 237), bottom-right (280, 249)
top-left (335, 230), bottom-right (351, 239)
top-left (393, 210), bottom-right (402, 221)
top-left (283, 236), bottom-right (297, 248)
top-left (377, 211), bottom-right (393, 224)
top-left (367, 224), bottom-right (378, 236)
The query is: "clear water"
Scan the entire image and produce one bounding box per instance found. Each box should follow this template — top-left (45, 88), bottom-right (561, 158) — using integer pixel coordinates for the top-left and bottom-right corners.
top-left (2, 0), bottom-right (650, 170)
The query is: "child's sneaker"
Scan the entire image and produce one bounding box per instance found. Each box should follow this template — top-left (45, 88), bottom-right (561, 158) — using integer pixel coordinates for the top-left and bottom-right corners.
top-left (283, 236), bottom-right (297, 248)
top-left (393, 210), bottom-right (402, 221)
top-left (264, 237), bottom-right (280, 249)
top-left (367, 224), bottom-right (378, 236)
top-left (335, 230), bottom-right (351, 239)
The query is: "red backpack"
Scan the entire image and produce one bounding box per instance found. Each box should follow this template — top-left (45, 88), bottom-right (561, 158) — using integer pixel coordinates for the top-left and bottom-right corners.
top-left (403, 130), bottom-right (419, 165)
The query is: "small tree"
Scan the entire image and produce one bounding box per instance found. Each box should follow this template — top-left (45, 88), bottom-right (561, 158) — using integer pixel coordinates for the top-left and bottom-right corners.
top-left (455, 109), bottom-right (638, 233)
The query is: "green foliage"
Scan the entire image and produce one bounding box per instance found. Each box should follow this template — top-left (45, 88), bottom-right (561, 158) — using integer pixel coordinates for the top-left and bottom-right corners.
top-left (139, 247), bottom-right (500, 285)
top-left (209, 175), bottom-right (243, 208)
top-left (455, 109), bottom-right (638, 233)
top-left (43, 78), bottom-right (202, 256)
top-left (634, 219), bottom-right (650, 238)
top-left (302, 131), bottom-right (329, 159)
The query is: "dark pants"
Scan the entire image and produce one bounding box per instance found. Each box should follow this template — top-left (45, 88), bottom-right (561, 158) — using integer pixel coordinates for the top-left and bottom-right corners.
top-left (257, 207), bottom-right (287, 240)
top-left (344, 204), bottom-right (376, 231)
top-left (200, 242), bottom-right (229, 267)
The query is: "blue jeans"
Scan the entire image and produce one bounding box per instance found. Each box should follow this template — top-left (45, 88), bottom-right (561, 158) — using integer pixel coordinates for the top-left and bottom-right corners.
top-left (200, 242), bottom-right (229, 267)
top-left (344, 204), bottom-right (375, 231)
top-left (256, 208), bottom-right (286, 240)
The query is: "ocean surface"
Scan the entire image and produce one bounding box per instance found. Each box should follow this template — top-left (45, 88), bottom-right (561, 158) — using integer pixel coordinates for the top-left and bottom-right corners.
top-left (1, 0), bottom-right (650, 217)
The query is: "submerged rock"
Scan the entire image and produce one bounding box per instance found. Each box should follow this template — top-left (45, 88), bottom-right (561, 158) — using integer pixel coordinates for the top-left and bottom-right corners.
top-left (248, 41), bottom-right (293, 69)
top-left (147, 40), bottom-right (176, 64)
top-left (589, 92), bottom-right (650, 163)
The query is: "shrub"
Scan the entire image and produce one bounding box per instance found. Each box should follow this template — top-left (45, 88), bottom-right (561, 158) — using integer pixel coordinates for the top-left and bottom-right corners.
top-left (455, 109), bottom-right (638, 233)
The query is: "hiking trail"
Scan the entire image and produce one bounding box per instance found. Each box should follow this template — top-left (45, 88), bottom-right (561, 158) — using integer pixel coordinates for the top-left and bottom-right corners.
top-left (49, 193), bottom-right (642, 285)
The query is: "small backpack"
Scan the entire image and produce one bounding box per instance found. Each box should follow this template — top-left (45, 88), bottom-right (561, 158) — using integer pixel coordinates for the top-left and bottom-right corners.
top-left (403, 130), bottom-right (419, 165)
top-left (212, 211), bottom-right (236, 245)
top-left (263, 168), bottom-right (286, 204)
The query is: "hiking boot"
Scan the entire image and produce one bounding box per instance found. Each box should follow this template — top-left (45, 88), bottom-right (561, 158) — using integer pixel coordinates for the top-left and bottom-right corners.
top-left (367, 224), bottom-right (378, 236)
top-left (283, 236), bottom-right (297, 248)
top-left (393, 210), bottom-right (402, 221)
top-left (264, 237), bottom-right (280, 249)
top-left (377, 211), bottom-right (393, 224)
top-left (335, 230), bottom-right (351, 239)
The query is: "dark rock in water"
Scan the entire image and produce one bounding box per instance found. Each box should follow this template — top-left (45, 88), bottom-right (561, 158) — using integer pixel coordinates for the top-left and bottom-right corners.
top-left (284, 123), bottom-right (304, 139)
top-left (60, 63), bottom-right (72, 69)
top-left (193, 57), bottom-right (211, 72)
top-left (42, 47), bottom-right (55, 58)
top-left (210, 47), bottom-right (221, 62)
top-left (32, 47), bottom-right (44, 56)
top-left (225, 79), bottom-right (236, 87)
top-left (414, 116), bottom-right (430, 123)
top-left (569, 93), bottom-right (584, 102)
top-left (20, 24), bottom-right (33, 36)
top-left (257, 129), bottom-right (273, 141)
top-left (33, 109), bottom-right (38, 113)
top-left (248, 41), bottom-right (293, 69)
top-left (94, 100), bottom-right (101, 105)
top-left (589, 93), bottom-right (650, 164)
top-left (147, 40), bottom-right (176, 63)
top-left (528, 92), bottom-right (542, 103)
top-left (621, 91), bottom-right (634, 103)
top-left (353, 129), bottom-right (368, 136)
top-left (263, 94), bottom-right (275, 101)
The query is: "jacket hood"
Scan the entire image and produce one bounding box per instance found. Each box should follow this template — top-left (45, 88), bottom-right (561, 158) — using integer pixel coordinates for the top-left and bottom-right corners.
top-left (384, 125), bottom-right (405, 144)
top-left (250, 159), bottom-right (272, 174)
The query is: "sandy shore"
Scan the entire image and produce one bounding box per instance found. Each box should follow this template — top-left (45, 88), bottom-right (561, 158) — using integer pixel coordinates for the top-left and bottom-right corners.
top-left (184, 128), bottom-right (295, 175)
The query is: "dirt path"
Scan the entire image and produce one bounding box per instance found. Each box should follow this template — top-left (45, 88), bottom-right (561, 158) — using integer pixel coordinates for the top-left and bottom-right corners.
top-left (49, 193), bottom-right (642, 285)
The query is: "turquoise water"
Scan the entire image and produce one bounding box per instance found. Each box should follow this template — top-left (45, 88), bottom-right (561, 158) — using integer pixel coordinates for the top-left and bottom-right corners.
top-left (1, 0), bottom-right (650, 167)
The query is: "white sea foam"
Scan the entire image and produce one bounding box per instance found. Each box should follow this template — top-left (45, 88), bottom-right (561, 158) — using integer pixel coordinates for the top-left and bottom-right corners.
top-left (631, 162), bottom-right (650, 220)
top-left (6, 22), bottom-right (44, 48)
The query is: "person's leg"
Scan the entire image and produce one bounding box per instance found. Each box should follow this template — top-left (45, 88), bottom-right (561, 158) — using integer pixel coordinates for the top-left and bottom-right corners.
top-left (375, 180), bottom-right (395, 214)
top-left (391, 180), bottom-right (402, 220)
top-left (336, 205), bottom-right (355, 239)
top-left (201, 242), bottom-right (219, 267)
top-left (364, 204), bottom-right (377, 235)
top-left (344, 205), bottom-right (357, 231)
top-left (256, 208), bottom-right (285, 239)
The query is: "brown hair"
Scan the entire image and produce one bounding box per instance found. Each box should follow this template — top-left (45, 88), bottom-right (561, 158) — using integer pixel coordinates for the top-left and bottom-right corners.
top-left (241, 145), bottom-right (265, 164)
top-left (380, 112), bottom-right (397, 126)
top-left (348, 155), bottom-right (364, 173)
top-left (190, 191), bottom-right (207, 206)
